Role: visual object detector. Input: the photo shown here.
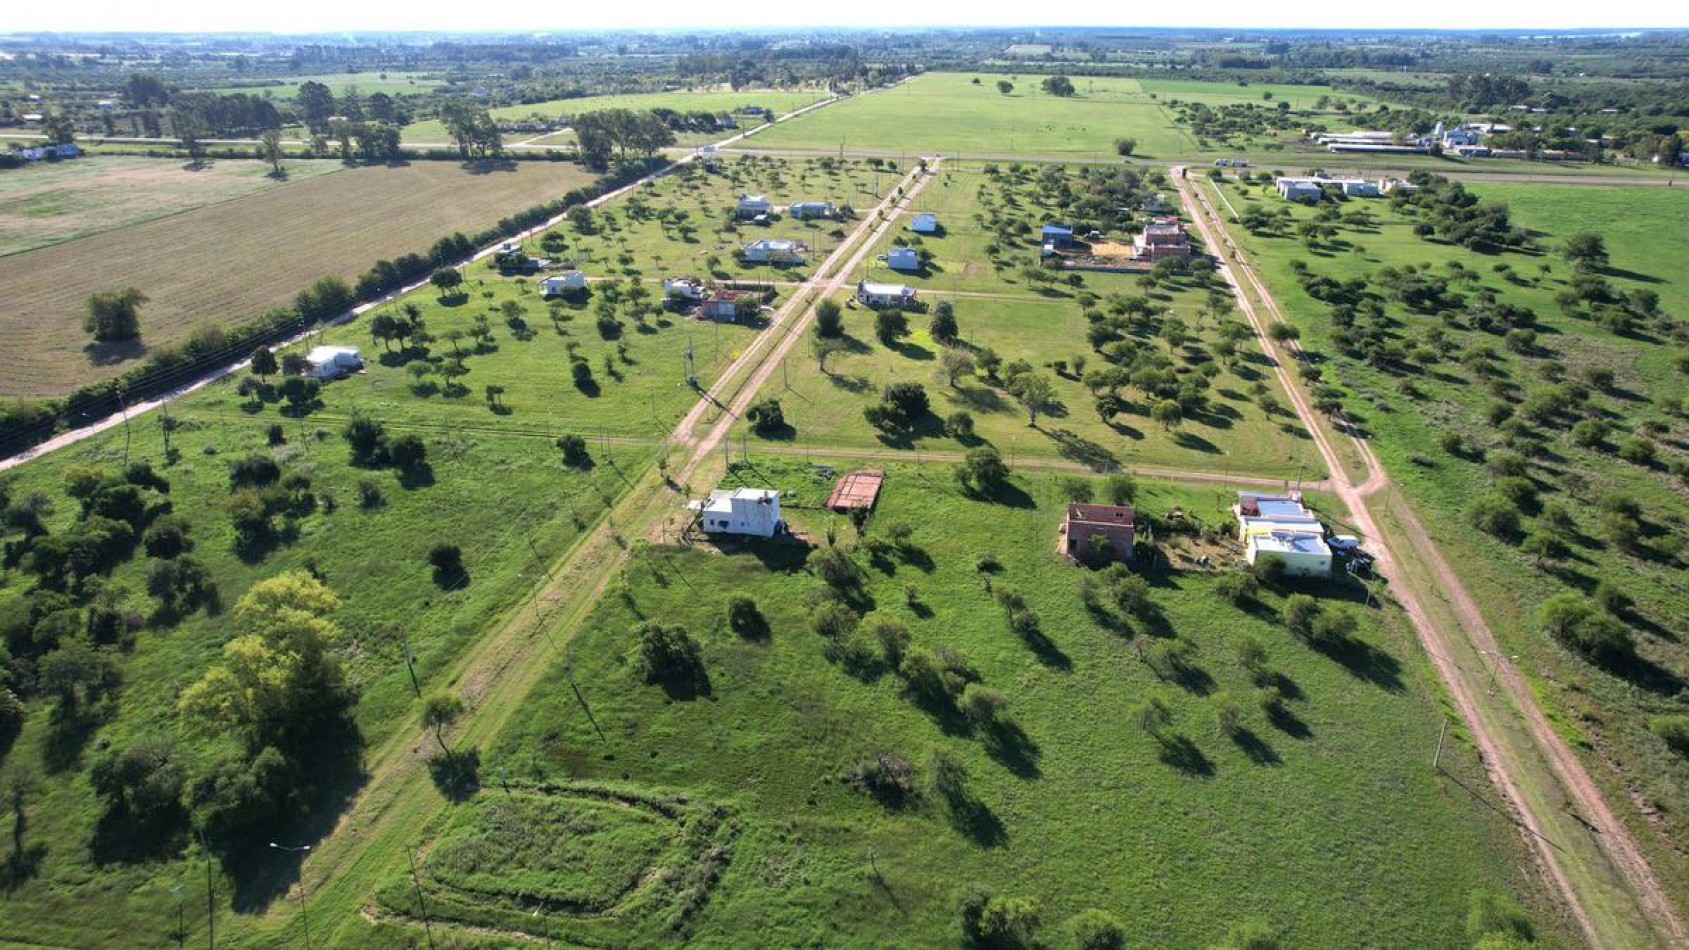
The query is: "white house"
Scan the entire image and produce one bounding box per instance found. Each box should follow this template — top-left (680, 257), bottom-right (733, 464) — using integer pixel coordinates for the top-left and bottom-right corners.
top-left (1336, 180), bottom-right (1381, 198)
top-left (743, 238), bottom-right (805, 265)
top-left (542, 271), bottom-right (588, 296)
top-left (887, 246), bottom-right (921, 272)
top-left (305, 345), bottom-right (363, 380)
top-left (857, 281), bottom-right (918, 309)
top-left (664, 277), bottom-right (707, 301)
top-left (1246, 532), bottom-right (1333, 578)
top-left (1233, 492), bottom-right (1332, 579)
top-left (911, 213), bottom-right (939, 234)
top-left (737, 194), bottom-right (774, 218)
top-left (1275, 178), bottom-right (1325, 203)
top-left (690, 488), bottom-right (783, 538)
top-left (788, 201), bottom-right (836, 220)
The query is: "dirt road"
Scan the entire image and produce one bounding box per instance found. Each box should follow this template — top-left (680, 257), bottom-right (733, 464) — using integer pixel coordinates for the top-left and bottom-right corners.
top-left (1175, 167), bottom-right (1686, 948)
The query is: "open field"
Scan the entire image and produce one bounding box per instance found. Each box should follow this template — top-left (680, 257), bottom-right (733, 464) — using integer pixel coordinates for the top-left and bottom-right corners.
top-left (1218, 174), bottom-right (1689, 911)
top-left (201, 71), bottom-right (447, 98)
top-left (448, 461), bottom-right (1564, 948)
top-left (0, 159), bottom-right (596, 397)
top-left (744, 72), bottom-right (1389, 161)
top-left (0, 191), bottom-right (773, 944)
top-left (0, 157), bottom-right (344, 257)
top-left (401, 88), bottom-right (831, 146)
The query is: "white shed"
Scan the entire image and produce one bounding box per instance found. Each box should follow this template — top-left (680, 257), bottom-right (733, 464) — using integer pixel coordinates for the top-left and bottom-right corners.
top-left (542, 271), bottom-right (588, 296)
top-left (1246, 532), bottom-right (1333, 578)
top-left (305, 345), bottom-right (363, 380)
top-left (690, 488), bottom-right (783, 538)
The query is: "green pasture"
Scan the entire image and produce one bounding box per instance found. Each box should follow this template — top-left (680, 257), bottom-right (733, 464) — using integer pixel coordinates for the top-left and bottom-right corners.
top-left (401, 88), bottom-right (831, 146)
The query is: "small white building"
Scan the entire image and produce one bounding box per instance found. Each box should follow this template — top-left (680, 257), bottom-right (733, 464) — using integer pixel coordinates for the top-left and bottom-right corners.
top-left (911, 213), bottom-right (939, 234)
top-left (664, 277), bottom-right (707, 301)
top-left (305, 345), bottom-right (363, 380)
top-left (887, 246), bottom-right (921, 272)
top-left (542, 271), bottom-right (588, 296)
top-left (1336, 180), bottom-right (1381, 198)
top-left (1233, 492), bottom-right (1332, 579)
top-left (737, 194), bottom-right (774, 218)
top-left (857, 281), bottom-right (918, 309)
top-left (690, 488), bottom-right (783, 538)
top-left (788, 201), bottom-right (836, 221)
top-left (743, 238), bottom-right (805, 265)
top-left (1246, 532), bottom-right (1333, 578)
top-left (1275, 178), bottom-right (1325, 203)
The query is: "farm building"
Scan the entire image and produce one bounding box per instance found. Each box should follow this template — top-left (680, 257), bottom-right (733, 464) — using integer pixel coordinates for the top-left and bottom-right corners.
top-left (542, 271), bottom-right (588, 296)
top-left (911, 213), bottom-right (940, 235)
top-left (1275, 178), bottom-right (1326, 203)
top-left (664, 277), bottom-right (707, 302)
top-left (1060, 504), bottom-right (1136, 563)
top-left (1133, 217), bottom-right (1191, 262)
top-left (857, 281), bottom-right (918, 309)
top-left (305, 345), bottom-right (363, 380)
top-left (1233, 492), bottom-right (1331, 579)
top-left (887, 246), bottom-right (921, 271)
top-left (690, 488), bottom-right (783, 538)
top-left (789, 201), bottom-right (837, 220)
top-left (826, 470), bottom-right (886, 512)
top-left (1042, 224), bottom-right (1076, 249)
top-left (7, 143), bottom-right (80, 162)
top-left (703, 289), bottom-right (756, 321)
top-left (737, 194), bottom-right (774, 218)
top-left (743, 238), bottom-right (805, 265)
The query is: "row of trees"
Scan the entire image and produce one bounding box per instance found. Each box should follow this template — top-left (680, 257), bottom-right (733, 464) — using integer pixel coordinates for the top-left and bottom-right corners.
top-left (574, 109), bottom-right (679, 169)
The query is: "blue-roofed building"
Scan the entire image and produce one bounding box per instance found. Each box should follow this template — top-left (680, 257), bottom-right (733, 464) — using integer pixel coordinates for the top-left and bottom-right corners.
top-left (912, 213), bottom-right (940, 235)
top-left (1233, 492), bottom-right (1331, 579)
top-left (887, 246), bottom-right (921, 272)
top-left (1042, 224), bottom-right (1075, 248)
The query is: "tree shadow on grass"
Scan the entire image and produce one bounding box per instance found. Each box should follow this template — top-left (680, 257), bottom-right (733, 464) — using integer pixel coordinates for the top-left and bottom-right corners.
top-left (1155, 733), bottom-right (1214, 778)
top-left (1229, 727), bottom-right (1282, 766)
top-left (1312, 636), bottom-right (1404, 693)
top-left (90, 801), bottom-right (190, 866)
top-left (983, 720), bottom-right (1042, 779)
top-left (84, 337), bottom-right (147, 368)
top-left (1265, 701), bottom-right (1313, 739)
top-left (1043, 427), bottom-right (1119, 470)
top-left (940, 788), bottom-right (1007, 848)
top-left (959, 480), bottom-right (1035, 510)
top-left (428, 747), bottom-right (482, 803)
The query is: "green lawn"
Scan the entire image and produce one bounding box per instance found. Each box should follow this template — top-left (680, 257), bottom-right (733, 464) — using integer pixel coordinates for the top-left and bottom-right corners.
top-left (458, 461), bottom-right (1560, 948)
top-left (401, 88), bottom-right (831, 146)
top-left (202, 71), bottom-right (447, 98)
top-left (746, 72), bottom-right (1393, 161)
top-left (1222, 176), bottom-right (1689, 910)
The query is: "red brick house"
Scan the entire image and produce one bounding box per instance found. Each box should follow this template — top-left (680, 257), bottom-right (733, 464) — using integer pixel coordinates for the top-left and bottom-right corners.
top-left (1133, 217), bottom-right (1191, 262)
top-left (1061, 503), bottom-right (1136, 563)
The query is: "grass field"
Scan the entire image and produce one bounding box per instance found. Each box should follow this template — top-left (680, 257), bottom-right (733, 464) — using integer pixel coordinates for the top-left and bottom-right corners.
top-left (201, 71), bottom-right (447, 98)
top-left (454, 461), bottom-right (1562, 948)
top-left (500, 154), bottom-right (892, 284)
top-left (0, 157), bottom-right (342, 257)
top-left (735, 162), bottom-right (1319, 477)
top-left (0, 159), bottom-right (596, 397)
top-left (745, 72), bottom-right (1388, 161)
top-left (1220, 176), bottom-right (1689, 910)
top-left (401, 88), bottom-right (831, 146)
top-left (0, 196), bottom-right (768, 944)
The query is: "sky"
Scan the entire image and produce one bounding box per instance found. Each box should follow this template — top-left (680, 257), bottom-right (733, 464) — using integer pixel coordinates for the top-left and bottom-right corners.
top-left (0, 0), bottom-right (1684, 34)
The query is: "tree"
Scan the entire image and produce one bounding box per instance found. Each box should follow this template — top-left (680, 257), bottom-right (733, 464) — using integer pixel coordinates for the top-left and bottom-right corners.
top-left (1282, 594), bottom-right (1321, 638)
top-left (815, 299), bottom-right (845, 338)
top-left (1041, 75), bottom-right (1076, 97)
top-left (634, 621), bottom-right (704, 686)
top-left (996, 81), bottom-right (1014, 95)
top-left (1070, 909), bottom-right (1126, 950)
top-left (258, 128), bottom-right (285, 176)
top-left (939, 349), bottom-right (976, 387)
top-left (1103, 473), bottom-right (1136, 505)
top-left (421, 692), bottom-right (465, 757)
top-left (1466, 493), bottom-right (1521, 540)
top-left (83, 288), bottom-right (147, 343)
top-left (746, 397), bottom-right (786, 437)
top-left (250, 346), bottom-right (278, 380)
top-left (1008, 372), bottom-right (1058, 426)
top-left (342, 416), bottom-right (389, 467)
top-left (295, 276), bottom-right (355, 323)
top-left (177, 572), bottom-right (349, 753)
top-left (956, 446), bottom-right (1010, 495)
top-left (428, 544), bottom-right (465, 585)
top-left (875, 309), bottom-right (910, 346)
top-left (945, 411), bottom-right (975, 441)
top-left (1561, 232), bottom-right (1608, 273)
top-left (388, 434), bottom-right (427, 472)
top-left (557, 433), bottom-right (591, 468)
top-left (429, 267), bottom-right (463, 297)
top-left (882, 382), bottom-right (929, 423)
top-left (1151, 399), bottom-right (1183, 432)
top-left (89, 738), bottom-right (186, 832)
top-left (1113, 138), bottom-right (1137, 157)
top-left (929, 301), bottom-right (959, 345)
top-left (726, 595), bottom-right (766, 638)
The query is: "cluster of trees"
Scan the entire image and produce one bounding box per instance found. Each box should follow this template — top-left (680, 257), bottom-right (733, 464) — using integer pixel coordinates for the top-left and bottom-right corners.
top-left (1394, 173), bottom-right (1531, 250)
top-left (83, 288), bottom-right (148, 344)
top-left (573, 109), bottom-right (678, 168)
top-left (1442, 73), bottom-right (1533, 111)
top-left (437, 100), bottom-right (504, 158)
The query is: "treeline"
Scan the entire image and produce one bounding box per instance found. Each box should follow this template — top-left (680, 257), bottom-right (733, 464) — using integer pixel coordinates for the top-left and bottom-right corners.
top-left (0, 157), bottom-right (668, 459)
top-left (573, 109), bottom-right (678, 168)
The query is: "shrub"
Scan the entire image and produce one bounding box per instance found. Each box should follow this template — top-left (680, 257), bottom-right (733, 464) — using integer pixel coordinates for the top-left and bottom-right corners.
top-left (1618, 437), bottom-right (1657, 466)
top-left (557, 433), bottom-right (592, 467)
top-left (811, 601), bottom-right (858, 639)
top-left (1310, 606), bottom-right (1359, 645)
top-left (427, 543), bottom-right (465, 584)
top-left (726, 594), bottom-right (765, 638)
top-left (944, 411), bottom-right (975, 440)
top-left (957, 447), bottom-right (1011, 495)
top-left (1466, 493), bottom-right (1521, 540)
top-left (388, 434), bottom-right (427, 472)
top-left (958, 683), bottom-right (1009, 728)
top-left (1282, 594), bottom-right (1320, 638)
top-left (141, 516), bottom-right (192, 559)
top-left (227, 454), bottom-right (281, 489)
top-left (342, 416), bottom-right (389, 467)
top-left (1650, 716), bottom-right (1689, 757)
top-left (1068, 909), bottom-right (1126, 950)
top-left (974, 896), bottom-right (1042, 948)
top-left (1467, 890), bottom-right (1535, 945)
top-left (814, 548), bottom-right (862, 591)
top-left (847, 751), bottom-right (917, 807)
top-left (746, 397), bottom-right (786, 437)
top-left (1538, 594), bottom-right (1635, 668)
top-left (1102, 473), bottom-right (1137, 505)
top-left (356, 479), bottom-right (385, 509)
top-left (1213, 571), bottom-right (1258, 605)
top-left (1250, 554), bottom-right (1287, 586)
top-left (633, 621), bottom-right (704, 686)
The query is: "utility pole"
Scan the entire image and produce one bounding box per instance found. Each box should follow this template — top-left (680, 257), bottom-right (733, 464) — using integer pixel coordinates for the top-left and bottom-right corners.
top-left (406, 846), bottom-right (437, 950)
top-left (159, 402), bottom-right (173, 461)
top-left (401, 628), bottom-right (421, 698)
top-left (267, 842), bottom-right (313, 950)
top-left (196, 827), bottom-right (215, 950)
top-left (117, 386), bottom-right (132, 467)
top-left (1432, 719), bottom-right (1448, 773)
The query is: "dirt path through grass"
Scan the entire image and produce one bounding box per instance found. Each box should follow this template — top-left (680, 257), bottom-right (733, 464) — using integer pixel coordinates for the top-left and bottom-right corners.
top-left (1177, 166), bottom-right (1687, 949)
